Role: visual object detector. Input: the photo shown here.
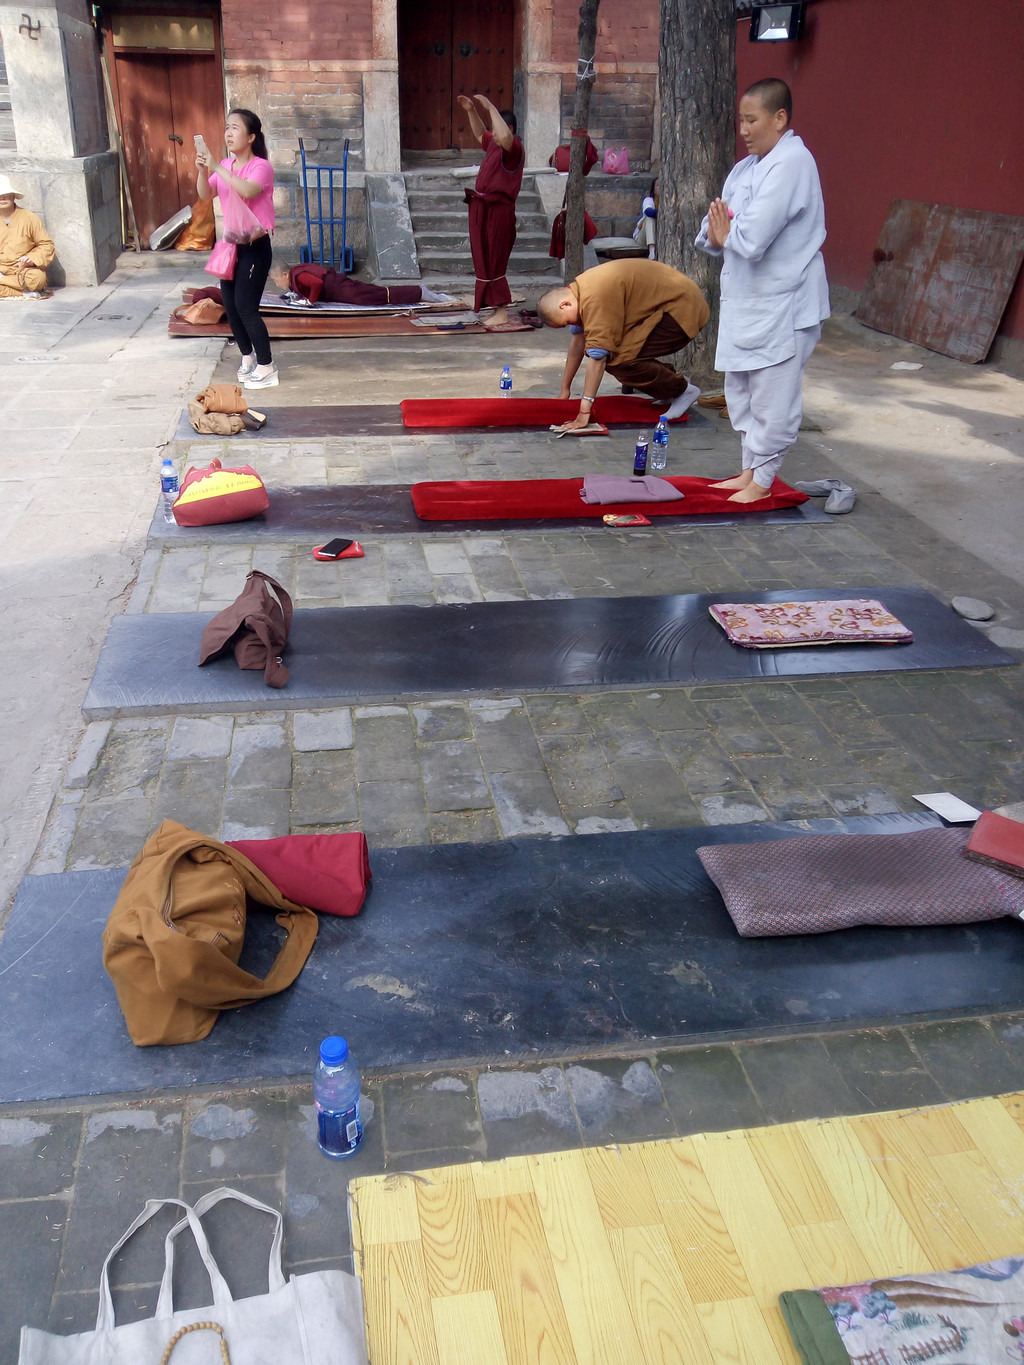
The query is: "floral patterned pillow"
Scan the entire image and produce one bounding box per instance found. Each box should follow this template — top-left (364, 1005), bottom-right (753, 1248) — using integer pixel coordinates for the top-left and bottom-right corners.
top-left (709, 598), bottom-right (913, 648)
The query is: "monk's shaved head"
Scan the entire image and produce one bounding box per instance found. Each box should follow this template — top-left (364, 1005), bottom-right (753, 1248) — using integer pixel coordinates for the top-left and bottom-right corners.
top-left (538, 287), bottom-right (573, 326)
top-left (743, 77), bottom-right (792, 125)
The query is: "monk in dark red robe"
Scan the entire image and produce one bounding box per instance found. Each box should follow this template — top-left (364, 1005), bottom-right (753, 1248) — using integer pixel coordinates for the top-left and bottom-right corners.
top-left (458, 94), bottom-right (524, 329)
top-left (286, 264), bottom-right (424, 306)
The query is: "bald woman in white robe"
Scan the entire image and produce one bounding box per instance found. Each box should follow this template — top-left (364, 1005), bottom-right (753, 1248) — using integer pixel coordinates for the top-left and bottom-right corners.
top-left (696, 78), bottom-right (829, 502)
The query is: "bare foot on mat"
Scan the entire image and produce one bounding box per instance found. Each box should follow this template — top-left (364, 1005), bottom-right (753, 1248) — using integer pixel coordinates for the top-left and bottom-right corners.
top-left (711, 471), bottom-right (753, 490)
top-left (727, 484), bottom-right (771, 504)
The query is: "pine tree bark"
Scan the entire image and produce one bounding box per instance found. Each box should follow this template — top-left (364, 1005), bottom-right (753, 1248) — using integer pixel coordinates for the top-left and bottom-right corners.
top-left (657, 0), bottom-right (736, 384)
top-left (564, 0), bottom-right (601, 285)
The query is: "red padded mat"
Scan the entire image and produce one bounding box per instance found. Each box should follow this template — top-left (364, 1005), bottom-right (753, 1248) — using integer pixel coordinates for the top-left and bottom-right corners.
top-left (400, 396), bottom-right (690, 428)
top-left (411, 475), bottom-right (807, 520)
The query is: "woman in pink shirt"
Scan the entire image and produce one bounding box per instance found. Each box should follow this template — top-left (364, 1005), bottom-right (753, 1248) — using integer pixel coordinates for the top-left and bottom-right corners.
top-left (196, 108), bottom-right (278, 388)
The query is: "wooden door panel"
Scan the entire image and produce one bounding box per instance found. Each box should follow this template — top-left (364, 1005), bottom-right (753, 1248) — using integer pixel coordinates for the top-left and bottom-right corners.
top-left (451, 0), bottom-right (514, 148)
top-left (112, 53), bottom-right (180, 244)
top-left (167, 53), bottom-right (224, 207)
top-left (399, 0), bottom-right (454, 151)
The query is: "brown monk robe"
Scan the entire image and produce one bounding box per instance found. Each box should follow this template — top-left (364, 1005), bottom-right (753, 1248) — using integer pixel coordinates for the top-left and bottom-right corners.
top-left (287, 264), bottom-right (424, 307)
top-left (540, 259), bottom-right (710, 431)
top-left (458, 94), bottom-right (524, 327)
top-left (0, 176), bottom-right (55, 298)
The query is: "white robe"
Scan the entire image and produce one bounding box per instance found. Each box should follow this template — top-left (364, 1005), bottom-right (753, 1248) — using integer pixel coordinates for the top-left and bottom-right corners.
top-left (695, 130), bottom-right (830, 372)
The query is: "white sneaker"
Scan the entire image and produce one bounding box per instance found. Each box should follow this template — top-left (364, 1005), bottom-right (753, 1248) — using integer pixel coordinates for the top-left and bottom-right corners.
top-left (236, 353), bottom-right (257, 381)
top-left (244, 362), bottom-right (279, 389)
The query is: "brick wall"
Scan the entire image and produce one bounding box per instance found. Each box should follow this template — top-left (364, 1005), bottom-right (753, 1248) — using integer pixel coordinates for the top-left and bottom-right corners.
top-left (221, 0), bottom-right (373, 64)
top-left (551, 0), bottom-right (658, 64)
top-left (560, 72), bottom-right (657, 174)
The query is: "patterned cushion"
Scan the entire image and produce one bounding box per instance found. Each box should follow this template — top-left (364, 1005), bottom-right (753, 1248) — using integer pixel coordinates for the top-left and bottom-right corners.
top-left (696, 827), bottom-right (1024, 937)
top-left (708, 598), bottom-right (913, 648)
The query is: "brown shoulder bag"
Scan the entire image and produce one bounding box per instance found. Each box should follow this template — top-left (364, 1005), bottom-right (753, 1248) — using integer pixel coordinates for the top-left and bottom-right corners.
top-left (198, 570), bottom-right (293, 688)
top-left (102, 820), bottom-right (319, 1046)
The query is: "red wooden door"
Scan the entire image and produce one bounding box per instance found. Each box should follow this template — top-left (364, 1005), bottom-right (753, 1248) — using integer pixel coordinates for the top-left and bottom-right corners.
top-left (399, 0), bottom-right (515, 152)
top-left (111, 47), bottom-right (224, 245)
top-left (451, 0), bottom-right (515, 148)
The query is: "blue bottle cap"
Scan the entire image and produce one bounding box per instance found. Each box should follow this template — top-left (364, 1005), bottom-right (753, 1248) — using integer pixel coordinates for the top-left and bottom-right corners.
top-left (319, 1035), bottom-right (349, 1066)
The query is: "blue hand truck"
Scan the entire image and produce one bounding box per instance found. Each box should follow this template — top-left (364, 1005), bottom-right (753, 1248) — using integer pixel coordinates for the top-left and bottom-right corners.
top-left (298, 136), bottom-right (354, 273)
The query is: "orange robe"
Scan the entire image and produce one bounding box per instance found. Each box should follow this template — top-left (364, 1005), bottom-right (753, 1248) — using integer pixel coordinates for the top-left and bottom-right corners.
top-left (0, 206), bottom-right (54, 297)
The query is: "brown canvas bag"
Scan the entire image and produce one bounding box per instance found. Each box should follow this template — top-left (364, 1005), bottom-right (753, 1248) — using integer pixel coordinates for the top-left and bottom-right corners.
top-left (102, 820), bottom-right (319, 1046)
top-left (186, 400), bottom-right (246, 435)
top-left (172, 298), bottom-right (226, 325)
top-left (196, 383), bottom-right (248, 414)
top-left (198, 570), bottom-right (293, 688)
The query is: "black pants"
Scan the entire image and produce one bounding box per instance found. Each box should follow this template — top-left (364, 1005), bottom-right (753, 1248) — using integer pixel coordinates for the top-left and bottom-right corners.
top-left (221, 235), bottom-right (273, 366)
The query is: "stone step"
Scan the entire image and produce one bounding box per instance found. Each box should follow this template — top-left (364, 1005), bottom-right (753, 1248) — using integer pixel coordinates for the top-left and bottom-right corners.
top-left (417, 247), bottom-right (560, 275)
top-left (406, 188), bottom-right (546, 214)
top-left (410, 210), bottom-right (549, 235)
top-left (413, 227), bottom-right (552, 251)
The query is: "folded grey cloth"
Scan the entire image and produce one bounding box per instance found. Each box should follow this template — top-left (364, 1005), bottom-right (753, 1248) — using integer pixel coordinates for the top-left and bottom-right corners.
top-left (580, 474), bottom-right (685, 505)
top-left (794, 477), bottom-right (857, 514)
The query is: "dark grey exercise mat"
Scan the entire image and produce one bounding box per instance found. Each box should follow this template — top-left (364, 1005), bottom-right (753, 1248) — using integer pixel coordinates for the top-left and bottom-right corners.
top-left (174, 405), bottom-right (406, 442)
top-left (4, 812), bottom-right (1024, 1104)
top-left (173, 404), bottom-right (714, 441)
top-left (83, 586), bottom-right (1014, 719)
top-left (147, 483), bottom-right (831, 542)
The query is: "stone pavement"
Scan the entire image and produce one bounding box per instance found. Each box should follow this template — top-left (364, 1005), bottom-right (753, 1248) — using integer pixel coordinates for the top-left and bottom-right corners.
top-left (2, 255), bottom-right (1024, 1362)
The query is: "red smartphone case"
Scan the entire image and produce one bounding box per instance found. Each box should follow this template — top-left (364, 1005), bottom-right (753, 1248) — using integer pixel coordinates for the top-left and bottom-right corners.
top-left (313, 541), bottom-right (364, 561)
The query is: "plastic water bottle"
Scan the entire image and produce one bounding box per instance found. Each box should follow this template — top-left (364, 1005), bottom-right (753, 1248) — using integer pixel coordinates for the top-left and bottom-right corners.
top-left (633, 431), bottom-right (648, 476)
top-left (650, 417), bottom-right (669, 471)
top-left (313, 1035), bottom-right (364, 1159)
top-left (160, 458), bottom-right (179, 523)
top-left (499, 364), bottom-right (512, 397)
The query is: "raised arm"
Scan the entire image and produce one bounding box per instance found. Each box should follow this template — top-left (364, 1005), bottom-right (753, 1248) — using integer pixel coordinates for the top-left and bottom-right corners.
top-left (457, 94), bottom-right (488, 147)
top-left (473, 94), bottom-right (515, 152)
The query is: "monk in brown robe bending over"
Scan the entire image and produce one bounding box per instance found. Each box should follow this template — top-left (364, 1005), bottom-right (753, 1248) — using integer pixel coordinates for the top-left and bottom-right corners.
top-left (458, 93), bottom-right (525, 331)
top-left (539, 259), bottom-right (709, 431)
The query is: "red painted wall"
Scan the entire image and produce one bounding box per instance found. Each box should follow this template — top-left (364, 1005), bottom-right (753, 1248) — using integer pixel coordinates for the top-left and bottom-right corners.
top-left (737, 0), bottom-right (1024, 341)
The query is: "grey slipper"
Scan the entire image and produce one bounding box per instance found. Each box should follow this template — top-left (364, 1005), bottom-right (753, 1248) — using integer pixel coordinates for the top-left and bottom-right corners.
top-left (824, 485), bottom-right (857, 514)
top-left (794, 478), bottom-right (847, 496)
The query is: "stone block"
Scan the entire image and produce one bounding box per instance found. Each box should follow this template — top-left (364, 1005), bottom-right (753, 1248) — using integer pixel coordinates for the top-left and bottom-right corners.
top-left (420, 741), bottom-right (491, 812)
top-left (168, 716), bottom-right (234, 760)
top-left (293, 709), bottom-right (353, 752)
top-left (227, 723), bottom-right (291, 788)
top-left (291, 750), bottom-right (357, 826)
top-left (221, 788), bottom-right (291, 840)
top-left (488, 771), bottom-right (569, 838)
top-left (65, 720), bottom-right (111, 788)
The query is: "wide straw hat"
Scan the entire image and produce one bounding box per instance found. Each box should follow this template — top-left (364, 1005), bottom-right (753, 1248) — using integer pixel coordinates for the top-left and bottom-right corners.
top-left (0, 174), bottom-right (25, 198)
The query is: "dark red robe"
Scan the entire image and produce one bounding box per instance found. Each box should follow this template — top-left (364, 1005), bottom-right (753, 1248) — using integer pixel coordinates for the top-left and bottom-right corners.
top-left (465, 131), bottom-right (525, 312)
top-left (288, 264), bottom-right (423, 306)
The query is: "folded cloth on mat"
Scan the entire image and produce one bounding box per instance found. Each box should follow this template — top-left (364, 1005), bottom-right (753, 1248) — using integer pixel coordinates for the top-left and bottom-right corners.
top-left (580, 474), bottom-right (685, 504)
top-left (696, 826), bottom-right (1024, 936)
top-left (226, 833), bottom-right (371, 917)
top-left (780, 1253), bottom-right (1024, 1365)
top-left (964, 809), bottom-right (1024, 880)
top-left (709, 598), bottom-right (912, 648)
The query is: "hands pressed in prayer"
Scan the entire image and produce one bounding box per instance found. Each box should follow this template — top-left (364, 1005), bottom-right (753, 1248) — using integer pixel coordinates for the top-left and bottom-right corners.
top-left (707, 198), bottom-right (732, 248)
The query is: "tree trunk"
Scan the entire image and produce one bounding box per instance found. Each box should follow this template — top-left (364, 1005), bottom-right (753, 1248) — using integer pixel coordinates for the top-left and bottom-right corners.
top-left (564, 0), bottom-right (601, 285)
top-left (657, 0), bottom-right (736, 384)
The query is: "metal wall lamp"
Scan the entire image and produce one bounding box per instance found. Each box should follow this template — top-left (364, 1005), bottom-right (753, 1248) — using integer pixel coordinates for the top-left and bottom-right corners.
top-left (749, 2), bottom-right (807, 41)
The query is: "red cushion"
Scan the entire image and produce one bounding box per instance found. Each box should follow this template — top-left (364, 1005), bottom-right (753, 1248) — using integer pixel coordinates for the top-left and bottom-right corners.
top-left (400, 396), bottom-right (690, 429)
top-left (226, 833), bottom-right (371, 917)
top-left (411, 475), bottom-right (807, 521)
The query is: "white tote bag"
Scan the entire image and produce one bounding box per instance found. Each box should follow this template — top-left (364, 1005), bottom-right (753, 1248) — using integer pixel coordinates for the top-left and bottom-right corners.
top-left (19, 1187), bottom-right (368, 1365)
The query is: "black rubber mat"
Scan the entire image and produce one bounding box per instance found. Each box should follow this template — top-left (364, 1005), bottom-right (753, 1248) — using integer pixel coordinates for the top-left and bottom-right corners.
top-left (82, 587), bottom-right (1014, 718)
top-left (147, 484), bottom-right (831, 542)
top-left (174, 405), bottom-right (407, 441)
top-left (173, 405), bottom-right (715, 440)
top-left (5, 813), bottom-right (1024, 1104)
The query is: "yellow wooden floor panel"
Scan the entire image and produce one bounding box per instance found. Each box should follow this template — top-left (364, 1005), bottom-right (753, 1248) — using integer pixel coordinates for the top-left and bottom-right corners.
top-left (349, 1092), bottom-right (1024, 1365)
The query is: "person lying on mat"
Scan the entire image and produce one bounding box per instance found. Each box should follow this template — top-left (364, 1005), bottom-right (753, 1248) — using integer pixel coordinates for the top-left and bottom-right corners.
top-left (275, 264), bottom-right (451, 308)
top-left (539, 258), bottom-right (709, 431)
top-left (458, 93), bottom-right (525, 331)
top-left (0, 175), bottom-right (55, 298)
top-left (695, 77), bottom-right (829, 503)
